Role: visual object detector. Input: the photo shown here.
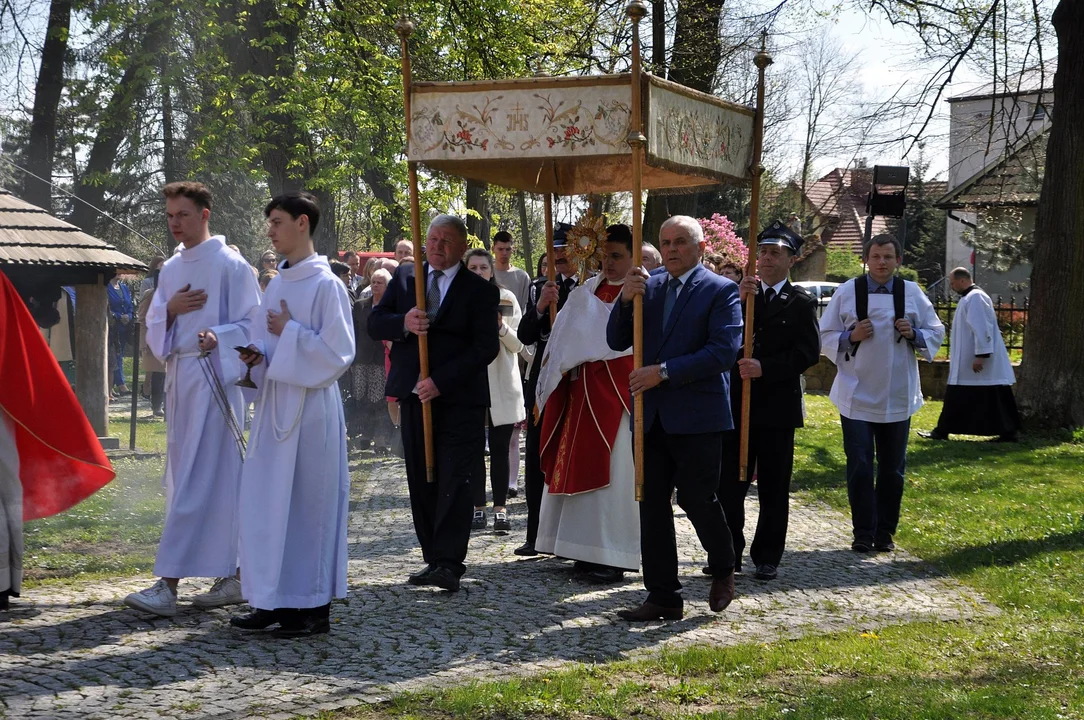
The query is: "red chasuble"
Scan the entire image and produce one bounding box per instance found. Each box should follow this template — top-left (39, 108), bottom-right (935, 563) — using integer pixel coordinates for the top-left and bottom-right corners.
top-left (539, 282), bottom-right (632, 495)
top-left (0, 273), bottom-right (114, 520)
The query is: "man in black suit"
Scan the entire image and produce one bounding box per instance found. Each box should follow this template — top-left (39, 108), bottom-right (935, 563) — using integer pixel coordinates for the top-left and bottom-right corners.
top-left (368, 214), bottom-right (500, 592)
top-left (607, 215), bottom-right (743, 621)
top-left (514, 224), bottom-right (577, 557)
top-left (717, 221), bottom-right (820, 582)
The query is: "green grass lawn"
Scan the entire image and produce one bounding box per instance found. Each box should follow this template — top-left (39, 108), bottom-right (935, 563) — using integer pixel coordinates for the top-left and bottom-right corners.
top-left (314, 395), bottom-right (1084, 720)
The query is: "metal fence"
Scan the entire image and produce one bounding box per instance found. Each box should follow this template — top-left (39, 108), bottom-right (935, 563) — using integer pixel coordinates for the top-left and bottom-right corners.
top-left (932, 295), bottom-right (1029, 356)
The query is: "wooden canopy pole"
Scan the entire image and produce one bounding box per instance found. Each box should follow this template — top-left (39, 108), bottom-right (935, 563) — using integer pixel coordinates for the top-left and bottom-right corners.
top-left (544, 192), bottom-right (556, 326)
top-left (739, 34), bottom-right (772, 483)
top-left (396, 17), bottom-right (436, 483)
top-left (627, 0), bottom-right (647, 501)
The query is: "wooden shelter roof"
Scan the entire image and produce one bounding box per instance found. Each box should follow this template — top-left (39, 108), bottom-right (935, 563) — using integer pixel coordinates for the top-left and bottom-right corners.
top-left (0, 189), bottom-right (146, 272)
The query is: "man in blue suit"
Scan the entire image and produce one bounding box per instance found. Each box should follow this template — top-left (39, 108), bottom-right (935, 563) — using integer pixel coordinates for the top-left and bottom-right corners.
top-left (607, 215), bottom-right (743, 621)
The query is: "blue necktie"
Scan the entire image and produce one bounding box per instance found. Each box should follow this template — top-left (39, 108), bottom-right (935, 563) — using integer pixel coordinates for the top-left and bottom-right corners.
top-left (662, 277), bottom-right (682, 328)
top-left (872, 284), bottom-right (890, 294)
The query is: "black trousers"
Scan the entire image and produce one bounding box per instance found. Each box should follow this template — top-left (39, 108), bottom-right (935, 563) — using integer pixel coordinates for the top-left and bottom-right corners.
top-left (640, 423), bottom-right (735, 608)
top-left (718, 426), bottom-right (795, 569)
top-left (149, 371), bottom-right (165, 413)
top-left (400, 398), bottom-right (485, 577)
top-left (471, 421), bottom-right (514, 507)
top-left (523, 408), bottom-right (544, 544)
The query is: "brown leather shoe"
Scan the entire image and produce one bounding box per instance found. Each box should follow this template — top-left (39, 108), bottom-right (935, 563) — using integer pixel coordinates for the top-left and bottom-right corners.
top-left (709, 571), bottom-right (735, 612)
top-left (616, 601), bottom-right (683, 622)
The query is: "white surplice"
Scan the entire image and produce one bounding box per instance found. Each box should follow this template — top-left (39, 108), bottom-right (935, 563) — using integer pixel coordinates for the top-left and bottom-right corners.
top-left (948, 287), bottom-right (1016, 386)
top-left (0, 412), bottom-right (22, 600)
top-left (534, 275), bottom-right (640, 571)
top-left (145, 235), bottom-right (261, 578)
top-left (820, 278), bottom-right (945, 423)
top-left (239, 254), bottom-right (355, 610)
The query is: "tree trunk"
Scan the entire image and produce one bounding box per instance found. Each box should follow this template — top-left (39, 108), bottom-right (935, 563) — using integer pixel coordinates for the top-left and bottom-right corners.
top-left (1016, 0), bottom-right (1084, 428)
top-left (466, 179), bottom-right (491, 248)
top-left (70, 19), bottom-right (165, 234)
top-left (643, 0), bottom-right (724, 240)
top-left (363, 166), bottom-right (407, 251)
top-left (517, 191), bottom-right (534, 274)
top-left (651, 0), bottom-right (667, 74)
top-left (73, 280), bottom-right (109, 436)
top-left (21, 0), bottom-right (72, 213)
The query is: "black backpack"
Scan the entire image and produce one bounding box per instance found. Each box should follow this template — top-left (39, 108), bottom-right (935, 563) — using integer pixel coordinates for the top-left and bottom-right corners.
top-left (846, 275), bottom-right (907, 361)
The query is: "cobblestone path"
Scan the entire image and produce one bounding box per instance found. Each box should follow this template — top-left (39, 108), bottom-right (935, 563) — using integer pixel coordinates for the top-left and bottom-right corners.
top-left (0, 455), bottom-right (991, 719)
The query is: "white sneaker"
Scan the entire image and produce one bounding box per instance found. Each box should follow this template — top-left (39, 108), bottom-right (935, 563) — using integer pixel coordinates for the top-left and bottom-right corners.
top-left (191, 577), bottom-right (245, 608)
top-left (123, 579), bottom-right (178, 617)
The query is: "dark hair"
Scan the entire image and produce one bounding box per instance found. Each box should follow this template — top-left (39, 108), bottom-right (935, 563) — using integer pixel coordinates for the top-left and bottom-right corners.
top-left (863, 233), bottom-right (902, 260)
top-left (330, 260), bottom-right (351, 278)
top-left (721, 261), bottom-right (742, 277)
top-left (465, 248), bottom-right (499, 286)
top-left (605, 224), bottom-right (634, 254)
top-left (162, 181), bottom-right (213, 211)
top-left (493, 230), bottom-right (513, 246)
top-left (265, 191), bottom-right (321, 234)
top-left (536, 253), bottom-right (547, 277)
top-left (342, 250), bottom-right (357, 261)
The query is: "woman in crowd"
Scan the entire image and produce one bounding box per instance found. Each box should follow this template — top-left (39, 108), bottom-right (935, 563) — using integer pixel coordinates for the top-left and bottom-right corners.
top-left (350, 268), bottom-right (395, 452)
top-left (465, 249), bottom-right (525, 532)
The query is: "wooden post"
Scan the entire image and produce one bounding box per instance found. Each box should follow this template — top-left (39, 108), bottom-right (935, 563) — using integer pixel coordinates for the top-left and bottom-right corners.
top-left (739, 35), bottom-right (772, 483)
top-left (627, 0), bottom-right (647, 501)
top-left (129, 321), bottom-right (140, 450)
top-left (396, 17), bottom-right (436, 483)
top-left (544, 193), bottom-right (556, 326)
top-left (74, 279), bottom-right (109, 437)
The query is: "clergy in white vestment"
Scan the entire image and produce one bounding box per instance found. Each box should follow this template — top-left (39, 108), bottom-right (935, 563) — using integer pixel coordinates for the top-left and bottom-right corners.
top-left (924, 267), bottom-right (1020, 442)
top-left (125, 182), bottom-right (261, 618)
top-left (534, 224), bottom-right (640, 584)
top-left (231, 192), bottom-right (354, 638)
top-left (819, 234), bottom-right (944, 553)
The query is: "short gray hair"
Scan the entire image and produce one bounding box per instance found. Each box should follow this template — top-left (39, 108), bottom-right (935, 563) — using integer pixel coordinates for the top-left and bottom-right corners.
top-left (370, 268), bottom-right (393, 284)
top-left (427, 214), bottom-right (468, 244)
top-left (641, 243), bottom-right (662, 264)
top-left (659, 215), bottom-right (704, 245)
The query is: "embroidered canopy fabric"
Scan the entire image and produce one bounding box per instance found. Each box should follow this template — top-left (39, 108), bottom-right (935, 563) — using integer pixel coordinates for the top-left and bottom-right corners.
top-left (408, 74), bottom-right (755, 194)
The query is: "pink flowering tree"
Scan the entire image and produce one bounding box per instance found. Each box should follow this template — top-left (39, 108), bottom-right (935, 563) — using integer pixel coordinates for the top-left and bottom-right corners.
top-left (698, 214), bottom-right (748, 269)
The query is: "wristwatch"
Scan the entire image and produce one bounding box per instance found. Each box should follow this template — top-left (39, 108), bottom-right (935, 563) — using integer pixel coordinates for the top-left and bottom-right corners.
top-left (658, 362), bottom-right (669, 381)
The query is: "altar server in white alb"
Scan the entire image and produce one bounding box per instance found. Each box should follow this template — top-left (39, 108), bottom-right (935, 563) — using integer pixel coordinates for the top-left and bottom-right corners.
top-left (921, 267), bottom-right (1020, 442)
top-left (819, 234), bottom-right (944, 554)
top-left (125, 182), bottom-right (261, 617)
top-left (230, 192), bottom-right (355, 638)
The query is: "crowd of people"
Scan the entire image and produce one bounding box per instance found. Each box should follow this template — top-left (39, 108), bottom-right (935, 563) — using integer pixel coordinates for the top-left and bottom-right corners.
top-left (50, 178), bottom-right (1018, 637)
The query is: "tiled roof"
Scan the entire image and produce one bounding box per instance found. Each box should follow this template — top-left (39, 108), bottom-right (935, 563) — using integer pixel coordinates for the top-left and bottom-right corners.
top-left (798, 168), bottom-right (887, 255)
top-left (0, 189), bottom-right (146, 271)
top-left (936, 132), bottom-right (1047, 210)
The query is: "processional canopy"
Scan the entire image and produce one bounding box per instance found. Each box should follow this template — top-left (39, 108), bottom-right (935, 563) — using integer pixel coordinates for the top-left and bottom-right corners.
top-left (406, 74), bottom-right (755, 195)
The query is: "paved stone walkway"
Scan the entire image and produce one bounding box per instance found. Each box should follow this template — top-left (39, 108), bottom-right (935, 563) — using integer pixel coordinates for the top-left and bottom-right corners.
top-left (0, 455), bottom-right (991, 720)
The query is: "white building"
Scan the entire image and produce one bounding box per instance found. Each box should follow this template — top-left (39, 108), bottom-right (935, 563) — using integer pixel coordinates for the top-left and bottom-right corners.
top-left (936, 73), bottom-right (1052, 299)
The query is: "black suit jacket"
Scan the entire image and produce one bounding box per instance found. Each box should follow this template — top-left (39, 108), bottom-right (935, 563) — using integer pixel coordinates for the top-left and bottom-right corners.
top-left (367, 262), bottom-right (500, 407)
top-left (729, 281), bottom-right (820, 428)
top-left (517, 274), bottom-right (576, 412)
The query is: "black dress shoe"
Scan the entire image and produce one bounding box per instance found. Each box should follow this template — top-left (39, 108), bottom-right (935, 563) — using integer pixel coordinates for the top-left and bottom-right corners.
top-left (514, 541), bottom-right (538, 556)
top-left (427, 566), bottom-right (461, 592)
top-left (754, 564), bottom-right (777, 581)
top-left (851, 539), bottom-right (873, 553)
top-left (471, 510), bottom-right (487, 531)
top-left (272, 606), bottom-right (330, 638)
top-left (918, 429), bottom-right (948, 440)
top-left (230, 608), bottom-right (282, 630)
top-left (709, 572), bottom-right (736, 612)
top-left (583, 566), bottom-right (624, 584)
top-left (407, 565), bottom-right (435, 586)
top-left (617, 601), bottom-right (683, 621)
top-left (874, 539), bottom-right (896, 552)
top-left (507, 488), bottom-right (519, 498)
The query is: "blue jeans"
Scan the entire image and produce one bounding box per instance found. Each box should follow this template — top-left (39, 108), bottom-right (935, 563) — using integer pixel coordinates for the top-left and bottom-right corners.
top-left (839, 415), bottom-right (910, 544)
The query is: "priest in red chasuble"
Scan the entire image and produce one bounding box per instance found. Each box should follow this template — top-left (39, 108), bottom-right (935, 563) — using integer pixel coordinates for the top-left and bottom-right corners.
top-left (535, 223), bottom-right (639, 583)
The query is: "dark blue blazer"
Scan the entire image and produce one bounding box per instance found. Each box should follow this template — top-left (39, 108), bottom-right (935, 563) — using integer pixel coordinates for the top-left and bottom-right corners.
top-left (607, 264), bottom-right (742, 434)
top-left (367, 262), bottom-right (500, 407)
